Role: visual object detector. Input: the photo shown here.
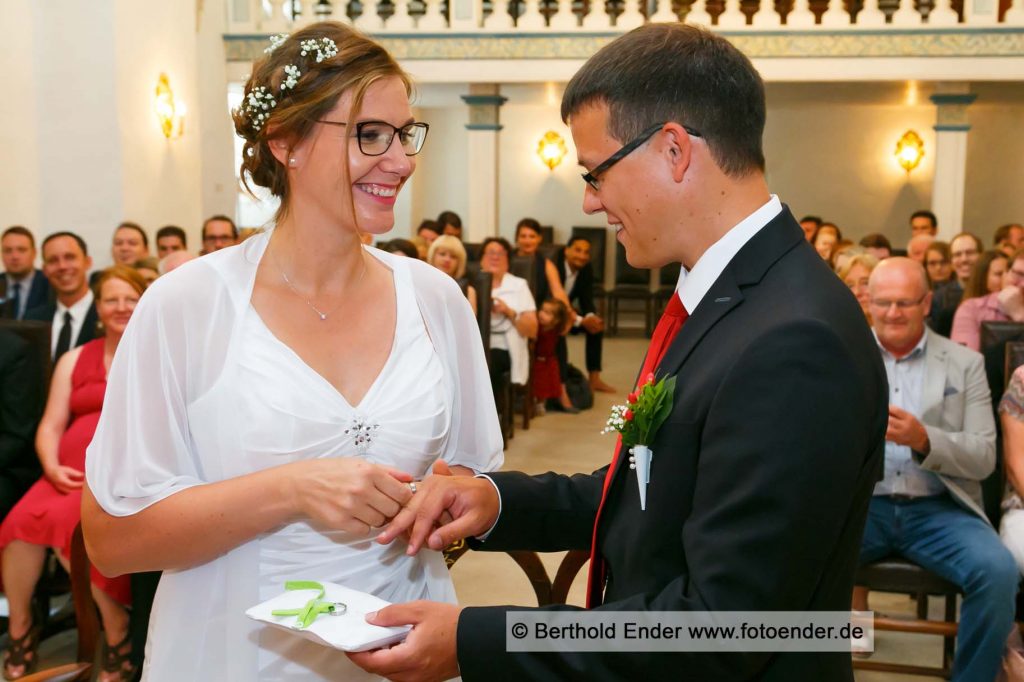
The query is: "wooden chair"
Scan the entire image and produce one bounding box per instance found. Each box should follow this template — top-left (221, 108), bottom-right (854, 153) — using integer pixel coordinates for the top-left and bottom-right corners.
top-left (443, 541), bottom-right (554, 606)
top-left (605, 242), bottom-right (653, 337)
top-left (652, 262), bottom-right (682, 319)
top-left (852, 558), bottom-right (959, 678)
top-left (551, 550), bottom-right (590, 605)
top-left (20, 525), bottom-right (98, 682)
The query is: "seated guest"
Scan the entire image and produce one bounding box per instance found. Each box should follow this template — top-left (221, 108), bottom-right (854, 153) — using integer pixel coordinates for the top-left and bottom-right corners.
top-left (812, 222), bottom-right (841, 261)
top-left (154, 225), bottom-right (187, 259)
top-left (828, 239), bottom-right (853, 270)
top-left (833, 245), bottom-right (867, 276)
top-left (907, 233), bottom-right (934, 264)
top-left (838, 253), bottom-right (878, 322)
top-left (514, 218), bottom-right (570, 310)
top-left (0, 266), bottom-right (146, 682)
top-left (158, 250), bottom-right (195, 275)
top-left (111, 222), bottom-right (149, 266)
top-left (1, 227), bottom-right (51, 321)
top-left (416, 219), bottom-right (440, 245)
top-left (0, 330), bottom-right (44, 522)
top-left (533, 298), bottom-right (576, 414)
top-left (859, 232), bottom-right (892, 260)
top-left (799, 214), bottom-right (822, 242)
top-left (997, 365), bottom-right (1024, 575)
top-left (994, 223), bottom-right (1024, 259)
top-left (200, 215), bottom-right (239, 254)
top-left (929, 232), bottom-right (983, 337)
top-left (409, 235), bottom-right (429, 260)
top-left (951, 249), bottom-right (1024, 351)
top-left (910, 209), bottom-right (939, 237)
top-left (859, 257), bottom-right (1016, 682)
top-left (437, 210), bottom-right (463, 239)
top-left (554, 236), bottom-right (615, 393)
top-left (924, 240), bottom-right (954, 288)
top-left (25, 232), bottom-right (97, 362)
top-left (132, 257), bottom-right (160, 286)
top-left (384, 238), bottom-right (419, 259)
top-left (428, 235), bottom-right (477, 314)
top-left (481, 237), bottom-right (537, 405)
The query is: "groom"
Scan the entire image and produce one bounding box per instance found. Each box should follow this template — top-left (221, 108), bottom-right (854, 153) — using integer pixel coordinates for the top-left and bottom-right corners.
top-left (351, 24), bottom-right (887, 681)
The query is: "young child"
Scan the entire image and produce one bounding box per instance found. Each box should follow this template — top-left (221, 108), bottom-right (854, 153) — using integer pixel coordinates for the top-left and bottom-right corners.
top-left (533, 298), bottom-right (577, 413)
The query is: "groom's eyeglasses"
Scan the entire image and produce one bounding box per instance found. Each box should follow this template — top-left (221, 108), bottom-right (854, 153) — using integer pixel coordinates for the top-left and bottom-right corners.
top-left (581, 122), bottom-right (702, 191)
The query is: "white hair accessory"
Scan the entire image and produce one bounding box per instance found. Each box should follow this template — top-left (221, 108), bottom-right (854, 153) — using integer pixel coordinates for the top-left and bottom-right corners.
top-left (240, 35), bottom-right (339, 132)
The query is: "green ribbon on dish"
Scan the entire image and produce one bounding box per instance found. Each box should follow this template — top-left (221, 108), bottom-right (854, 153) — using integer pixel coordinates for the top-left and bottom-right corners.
top-left (270, 581), bottom-right (340, 629)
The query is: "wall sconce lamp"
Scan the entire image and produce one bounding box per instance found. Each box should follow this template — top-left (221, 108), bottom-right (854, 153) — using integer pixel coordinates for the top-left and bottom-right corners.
top-left (155, 73), bottom-right (186, 140)
top-left (895, 130), bottom-right (924, 173)
top-left (537, 130), bottom-right (568, 170)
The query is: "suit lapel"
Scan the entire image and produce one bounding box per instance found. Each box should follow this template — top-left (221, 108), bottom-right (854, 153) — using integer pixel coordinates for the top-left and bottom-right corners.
top-left (921, 334), bottom-right (948, 426)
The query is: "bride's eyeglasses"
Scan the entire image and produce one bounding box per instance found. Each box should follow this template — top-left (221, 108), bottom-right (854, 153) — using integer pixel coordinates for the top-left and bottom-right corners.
top-left (318, 120), bottom-right (430, 157)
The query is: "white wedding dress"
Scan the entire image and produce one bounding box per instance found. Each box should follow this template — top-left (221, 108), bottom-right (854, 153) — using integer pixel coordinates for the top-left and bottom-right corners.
top-left (87, 232), bottom-right (503, 681)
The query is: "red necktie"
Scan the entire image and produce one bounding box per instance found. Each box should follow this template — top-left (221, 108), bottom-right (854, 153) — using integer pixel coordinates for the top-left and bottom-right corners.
top-left (585, 293), bottom-right (688, 608)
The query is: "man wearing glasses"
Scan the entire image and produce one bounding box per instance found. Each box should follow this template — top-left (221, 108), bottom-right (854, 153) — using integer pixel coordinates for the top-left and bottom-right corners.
top-left (200, 214), bottom-right (239, 254)
top-left (354, 24), bottom-right (887, 682)
top-left (859, 257), bottom-right (1016, 681)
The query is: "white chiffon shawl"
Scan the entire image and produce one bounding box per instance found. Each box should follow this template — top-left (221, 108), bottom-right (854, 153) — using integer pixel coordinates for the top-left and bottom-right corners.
top-left (86, 231), bottom-right (502, 680)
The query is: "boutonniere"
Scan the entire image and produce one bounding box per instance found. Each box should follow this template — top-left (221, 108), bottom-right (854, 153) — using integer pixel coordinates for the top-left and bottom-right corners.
top-left (602, 373), bottom-right (676, 511)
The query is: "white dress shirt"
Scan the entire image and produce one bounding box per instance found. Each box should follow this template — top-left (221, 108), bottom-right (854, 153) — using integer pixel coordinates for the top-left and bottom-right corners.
top-left (676, 194), bottom-right (782, 314)
top-left (51, 289), bottom-right (94, 357)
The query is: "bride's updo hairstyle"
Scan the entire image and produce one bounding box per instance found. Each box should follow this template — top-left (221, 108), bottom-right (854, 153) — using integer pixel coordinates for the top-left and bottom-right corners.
top-left (232, 22), bottom-right (411, 221)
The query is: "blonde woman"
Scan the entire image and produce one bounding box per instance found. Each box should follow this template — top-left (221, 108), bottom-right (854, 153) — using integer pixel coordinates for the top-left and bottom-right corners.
top-left (82, 24), bottom-right (501, 681)
top-left (428, 234), bottom-right (476, 314)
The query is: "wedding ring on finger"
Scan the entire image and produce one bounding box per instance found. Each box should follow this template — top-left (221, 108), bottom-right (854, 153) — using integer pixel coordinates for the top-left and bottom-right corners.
top-left (408, 481), bottom-right (418, 494)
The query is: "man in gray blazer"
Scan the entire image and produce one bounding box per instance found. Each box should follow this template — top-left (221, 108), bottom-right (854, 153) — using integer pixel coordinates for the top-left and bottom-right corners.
top-left (861, 257), bottom-right (1017, 682)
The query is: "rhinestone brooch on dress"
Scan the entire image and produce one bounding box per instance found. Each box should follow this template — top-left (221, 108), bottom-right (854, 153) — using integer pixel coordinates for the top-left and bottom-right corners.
top-left (345, 415), bottom-right (380, 454)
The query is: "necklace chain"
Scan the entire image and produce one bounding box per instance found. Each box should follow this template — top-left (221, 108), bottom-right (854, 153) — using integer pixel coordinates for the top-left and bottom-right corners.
top-left (272, 247), bottom-right (367, 321)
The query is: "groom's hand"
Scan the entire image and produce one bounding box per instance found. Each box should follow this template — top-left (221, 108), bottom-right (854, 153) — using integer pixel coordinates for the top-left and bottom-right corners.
top-left (377, 470), bottom-right (500, 554)
top-left (347, 601), bottom-right (461, 682)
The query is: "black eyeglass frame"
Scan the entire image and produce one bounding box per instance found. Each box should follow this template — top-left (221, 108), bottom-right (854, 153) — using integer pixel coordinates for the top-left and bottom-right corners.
top-left (581, 122), bottom-right (702, 191)
top-left (317, 119), bottom-right (430, 156)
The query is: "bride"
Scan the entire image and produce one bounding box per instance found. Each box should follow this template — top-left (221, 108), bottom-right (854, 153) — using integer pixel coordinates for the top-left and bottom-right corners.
top-left (82, 23), bottom-right (502, 681)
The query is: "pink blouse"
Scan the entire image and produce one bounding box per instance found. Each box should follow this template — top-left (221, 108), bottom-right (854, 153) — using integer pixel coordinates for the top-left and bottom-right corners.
top-left (950, 292), bottom-right (1010, 351)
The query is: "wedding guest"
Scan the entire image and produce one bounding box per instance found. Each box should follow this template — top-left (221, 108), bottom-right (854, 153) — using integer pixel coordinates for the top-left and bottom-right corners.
top-left (428, 235), bottom-right (476, 314)
top-left (799, 215), bottom-right (821, 242)
top-left (158, 250), bottom-right (195, 275)
top-left (25, 232), bottom-right (97, 362)
top-left (812, 222), bottom-right (840, 261)
top-left (907, 233), bottom-right (934, 264)
top-left (952, 249), bottom-right (1024, 351)
top-left (995, 223), bottom-right (1024, 259)
top-left (833, 245), bottom-right (867, 276)
top-left (132, 257), bottom-right (160, 286)
top-left (111, 222), bottom-right (149, 266)
top-left (1, 266), bottom-right (145, 682)
top-left (910, 209), bottom-right (939, 237)
top-left (154, 225), bottom-right (187, 258)
top-left (0, 330), bottom-right (44, 522)
top-left (860, 232), bottom-right (892, 260)
top-left (416, 219), bottom-right (440, 245)
top-left (838, 253), bottom-right (879, 322)
top-left (514, 218), bottom-right (570, 309)
top-left (409, 235), bottom-right (429, 259)
top-left (200, 214), bottom-right (238, 254)
top-left (384, 238), bottom-right (419, 258)
top-left (930, 232), bottom-right (983, 337)
top-left (481, 236), bottom-right (537, 400)
top-left (437, 210), bottom-right (463, 239)
top-left (925, 240), bottom-right (954, 288)
top-left (532, 298), bottom-right (576, 414)
top-left (829, 239), bottom-right (854, 270)
top-left (1, 227), bottom-right (51, 320)
top-left (554, 237), bottom-right (615, 393)
top-left (998, 365), bottom-right (1024, 574)
top-left (81, 24), bottom-right (501, 682)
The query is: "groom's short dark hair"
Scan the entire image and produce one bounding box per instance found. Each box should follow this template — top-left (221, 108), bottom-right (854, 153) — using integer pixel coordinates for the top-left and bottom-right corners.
top-left (561, 23), bottom-right (765, 178)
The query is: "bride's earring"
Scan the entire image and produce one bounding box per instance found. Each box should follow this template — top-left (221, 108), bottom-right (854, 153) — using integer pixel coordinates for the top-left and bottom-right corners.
top-left (288, 157), bottom-right (297, 167)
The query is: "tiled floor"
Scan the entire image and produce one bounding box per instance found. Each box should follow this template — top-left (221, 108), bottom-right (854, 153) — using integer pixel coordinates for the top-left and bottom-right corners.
top-left (24, 334), bottom-right (944, 679)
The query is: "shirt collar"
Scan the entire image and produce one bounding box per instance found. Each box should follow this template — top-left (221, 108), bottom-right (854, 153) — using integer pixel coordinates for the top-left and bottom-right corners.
top-left (5, 272), bottom-right (32, 286)
top-left (874, 327), bottom-right (929, 362)
top-left (57, 288), bottom-right (94, 320)
top-left (675, 195), bottom-right (783, 314)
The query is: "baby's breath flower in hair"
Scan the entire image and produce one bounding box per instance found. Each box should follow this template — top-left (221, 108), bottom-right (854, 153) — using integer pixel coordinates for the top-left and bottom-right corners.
top-left (265, 34), bottom-right (289, 54)
top-left (281, 64), bottom-right (301, 91)
top-left (299, 37), bottom-right (339, 63)
top-left (244, 86), bottom-right (277, 131)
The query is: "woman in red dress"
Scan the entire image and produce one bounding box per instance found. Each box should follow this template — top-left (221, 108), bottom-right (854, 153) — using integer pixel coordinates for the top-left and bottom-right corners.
top-left (1, 266), bottom-right (146, 681)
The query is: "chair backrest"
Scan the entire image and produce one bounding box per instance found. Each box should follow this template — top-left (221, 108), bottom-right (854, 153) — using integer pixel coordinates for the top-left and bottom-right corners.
top-left (539, 243), bottom-right (563, 263)
top-left (571, 226), bottom-right (607, 285)
top-left (613, 241), bottom-right (650, 288)
top-left (1006, 341), bottom-right (1024, 389)
top-left (474, 270), bottom-right (493, 359)
top-left (981, 321), bottom-right (1024, 408)
top-left (510, 255), bottom-right (537, 294)
top-left (463, 242), bottom-right (482, 263)
top-left (443, 541), bottom-right (554, 606)
top-left (539, 226), bottom-right (555, 245)
top-left (0, 319), bottom-right (53, 388)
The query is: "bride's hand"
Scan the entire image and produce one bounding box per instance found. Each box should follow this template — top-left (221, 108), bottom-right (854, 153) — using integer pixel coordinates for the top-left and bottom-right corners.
top-left (287, 458), bottom-right (414, 534)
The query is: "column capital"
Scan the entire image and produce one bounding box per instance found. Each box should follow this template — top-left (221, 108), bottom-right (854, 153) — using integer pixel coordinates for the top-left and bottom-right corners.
top-left (462, 85), bottom-right (507, 132)
top-left (930, 92), bottom-right (977, 132)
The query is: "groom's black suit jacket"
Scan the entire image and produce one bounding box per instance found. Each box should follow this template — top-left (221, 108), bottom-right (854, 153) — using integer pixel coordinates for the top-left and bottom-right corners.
top-left (457, 208), bottom-right (888, 681)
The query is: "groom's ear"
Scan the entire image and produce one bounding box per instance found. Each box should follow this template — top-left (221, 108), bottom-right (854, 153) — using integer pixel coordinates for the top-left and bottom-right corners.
top-left (661, 123), bottom-right (694, 184)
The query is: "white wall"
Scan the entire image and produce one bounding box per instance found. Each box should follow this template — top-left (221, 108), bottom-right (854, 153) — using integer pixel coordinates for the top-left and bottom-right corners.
top-left (964, 100), bottom-right (1024, 240)
top-left (0, 0), bottom-right (41, 230)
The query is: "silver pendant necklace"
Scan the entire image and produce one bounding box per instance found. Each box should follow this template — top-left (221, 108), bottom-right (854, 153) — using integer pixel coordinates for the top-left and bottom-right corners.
top-left (272, 247), bottom-right (367, 321)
